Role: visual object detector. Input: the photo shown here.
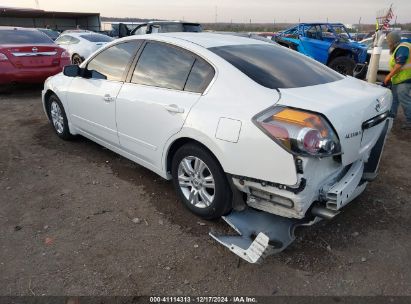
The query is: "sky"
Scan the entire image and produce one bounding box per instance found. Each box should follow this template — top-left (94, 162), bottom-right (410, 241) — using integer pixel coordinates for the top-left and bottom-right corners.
top-left (1, 0), bottom-right (410, 24)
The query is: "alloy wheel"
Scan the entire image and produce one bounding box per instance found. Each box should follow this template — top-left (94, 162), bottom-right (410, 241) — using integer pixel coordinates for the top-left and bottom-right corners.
top-left (50, 101), bottom-right (64, 134)
top-left (177, 156), bottom-right (215, 209)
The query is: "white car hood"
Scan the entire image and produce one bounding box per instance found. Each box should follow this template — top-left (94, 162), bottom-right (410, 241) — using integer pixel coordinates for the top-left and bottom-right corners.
top-left (277, 77), bottom-right (392, 165)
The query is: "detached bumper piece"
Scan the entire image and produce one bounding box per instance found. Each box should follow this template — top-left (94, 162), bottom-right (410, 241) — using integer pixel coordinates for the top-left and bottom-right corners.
top-left (209, 208), bottom-right (307, 264)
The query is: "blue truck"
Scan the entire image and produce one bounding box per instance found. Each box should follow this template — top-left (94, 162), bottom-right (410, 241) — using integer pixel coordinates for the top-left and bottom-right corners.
top-left (274, 23), bottom-right (368, 76)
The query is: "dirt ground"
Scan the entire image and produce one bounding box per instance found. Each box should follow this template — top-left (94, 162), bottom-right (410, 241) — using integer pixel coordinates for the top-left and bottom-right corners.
top-left (0, 84), bottom-right (410, 296)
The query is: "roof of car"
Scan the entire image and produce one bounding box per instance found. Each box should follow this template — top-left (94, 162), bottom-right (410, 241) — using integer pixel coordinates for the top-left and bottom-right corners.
top-left (153, 32), bottom-right (268, 48)
top-left (0, 26), bottom-right (38, 31)
top-left (61, 31), bottom-right (107, 37)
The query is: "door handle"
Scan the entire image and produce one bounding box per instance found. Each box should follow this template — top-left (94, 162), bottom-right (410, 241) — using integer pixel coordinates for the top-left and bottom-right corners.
top-left (103, 94), bottom-right (115, 103)
top-left (163, 104), bottom-right (185, 114)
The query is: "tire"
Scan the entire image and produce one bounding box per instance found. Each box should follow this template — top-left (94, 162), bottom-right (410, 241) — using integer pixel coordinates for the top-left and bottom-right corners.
top-left (328, 56), bottom-right (356, 76)
top-left (71, 54), bottom-right (83, 65)
top-left (171, 143), bottom-right (232, 220)
top-left (47, 94), bottom-right (73, 140)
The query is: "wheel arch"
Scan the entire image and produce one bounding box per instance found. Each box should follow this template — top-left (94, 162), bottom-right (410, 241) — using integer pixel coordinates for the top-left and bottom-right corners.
top-left (163, 135), bottom-right (226, 178)
top-left (43, 89), bottom-right (57, 120)
top-left (327, 48), bottom-right (354, 65)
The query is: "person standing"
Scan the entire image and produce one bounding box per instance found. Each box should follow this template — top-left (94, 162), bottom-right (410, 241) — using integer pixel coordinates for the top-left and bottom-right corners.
top-left (384, 31), bottom-right (411, 130)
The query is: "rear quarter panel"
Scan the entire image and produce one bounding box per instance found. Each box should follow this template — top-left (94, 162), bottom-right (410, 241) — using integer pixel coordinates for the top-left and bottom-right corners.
top-left (164, 49), bottom-right (299, 186)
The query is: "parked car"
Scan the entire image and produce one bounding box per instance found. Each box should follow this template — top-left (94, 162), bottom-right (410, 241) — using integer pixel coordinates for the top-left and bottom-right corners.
top-left (55, 31), bottom-right (114, 65)
top-left (118, 21), bottom-right (202, 38)
top-left (42, 33), bottom-right (392, 221)
top-left (274, 23), bottom-right (368, 75)
top-left (361, 33), bottom-right (411, 73)
top-left (37, 28), bottom-right (60, 41)
top-left (0, 26), bottom-right (70, 87)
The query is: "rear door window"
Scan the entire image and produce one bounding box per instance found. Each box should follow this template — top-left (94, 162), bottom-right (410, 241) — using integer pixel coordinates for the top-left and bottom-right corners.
top-left (55, 35), bottom-right (72, 45)
top-left (184, 58), bottom-right (215, 93)
top-left (131, 42), bottom-right (195, 90)
top-left (87, 41), bottom-right (142, 81)
top-left (0, 30), bottom-right (53, 44)
top-left (80, 34), bottom-right (113, 42)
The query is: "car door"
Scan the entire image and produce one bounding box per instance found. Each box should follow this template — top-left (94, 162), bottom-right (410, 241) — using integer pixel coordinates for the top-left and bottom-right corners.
top-left (66, 40), bottom-right (142, 146)
top-left (116, 41), bottom-right (215, 169)
top-left (300, 25), bottom-right (330, 64)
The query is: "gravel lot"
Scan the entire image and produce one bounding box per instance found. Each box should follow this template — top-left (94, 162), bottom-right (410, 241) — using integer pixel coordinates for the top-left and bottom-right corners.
top-left (0, 84), bottom-right (410, 296)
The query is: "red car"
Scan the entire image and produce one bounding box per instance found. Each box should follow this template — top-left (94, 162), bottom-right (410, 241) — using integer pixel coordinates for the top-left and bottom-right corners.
top-left (0, 27), bottom-right (71, 86)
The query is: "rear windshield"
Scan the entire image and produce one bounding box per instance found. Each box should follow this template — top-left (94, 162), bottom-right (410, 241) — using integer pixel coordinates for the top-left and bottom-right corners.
top-left (209, 44), bottom-right (343, 89)
top-left (80, 34), bottom-right (113, 42)
top-left (0, 29), bottom-right (54, 44)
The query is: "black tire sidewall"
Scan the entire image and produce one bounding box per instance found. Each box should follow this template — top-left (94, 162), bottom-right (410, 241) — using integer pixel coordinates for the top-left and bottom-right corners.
top-left (328, 57), bottom-right (356, 76)
top-left (171, 144), bottom-right (232, 220)
top-left (47, 94), bottom-right (72, 140)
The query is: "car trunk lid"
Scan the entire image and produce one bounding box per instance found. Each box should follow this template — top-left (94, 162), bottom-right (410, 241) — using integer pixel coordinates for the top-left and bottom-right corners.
top-left (1, 44), bottom-right (62, 68)
top-left (277, 77), bottom-right (392, 165)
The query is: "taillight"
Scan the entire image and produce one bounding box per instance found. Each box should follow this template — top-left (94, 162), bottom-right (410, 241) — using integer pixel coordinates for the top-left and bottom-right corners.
top-left (61, 51), bottom-right (70, 59)
top-left (0, 53), bottom-right (8, 62)
top-left (253, 107), bottom-right (341, 157)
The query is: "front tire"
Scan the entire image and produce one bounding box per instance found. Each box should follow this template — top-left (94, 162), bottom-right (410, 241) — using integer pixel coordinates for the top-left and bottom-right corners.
top-left (171, 143), bottom-right (232, 219)
top-left (328, 56), bottom-right (356, 76)
top-left (47, 94), bottom-right (73, 140)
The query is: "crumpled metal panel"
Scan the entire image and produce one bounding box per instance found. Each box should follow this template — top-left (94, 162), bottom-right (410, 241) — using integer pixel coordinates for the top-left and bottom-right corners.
top-left (209, 208), bottom-right (315, 263)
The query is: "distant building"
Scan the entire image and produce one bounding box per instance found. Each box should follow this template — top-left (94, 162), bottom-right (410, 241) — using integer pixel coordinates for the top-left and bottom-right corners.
top-left (0, 6), bottom-right (101, 31)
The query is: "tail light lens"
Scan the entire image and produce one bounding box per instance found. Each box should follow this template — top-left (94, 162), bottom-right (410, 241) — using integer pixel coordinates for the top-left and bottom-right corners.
top-left (61, 51), bottom-right (70, 59)
top-left (0, 53), bottom-right (8, 62)
top-left (253, 106), bottom-right (341, 157)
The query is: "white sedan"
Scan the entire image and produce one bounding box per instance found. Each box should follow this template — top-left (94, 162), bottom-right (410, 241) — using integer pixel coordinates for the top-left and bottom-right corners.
top-left (361, 37), bottom-right (390, 72)
top-left (42, 33), bottom-right (392, 221)
top-left (55, 31), bottom-right (113, 65)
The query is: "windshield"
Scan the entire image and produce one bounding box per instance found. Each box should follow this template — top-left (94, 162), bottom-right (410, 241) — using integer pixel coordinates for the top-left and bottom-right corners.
top-left (209, 44), bottom-right (343, 89)
top-left (331, 25), bottom-right (352, 40)
top-left (80, 34), bottom-right (113, 42)
top-left (0, 29), bottom-right (54, 44)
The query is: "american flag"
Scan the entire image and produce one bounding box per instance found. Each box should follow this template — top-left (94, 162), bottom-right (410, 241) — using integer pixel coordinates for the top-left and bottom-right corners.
top-left (376, 5), bottom-right (394, 31)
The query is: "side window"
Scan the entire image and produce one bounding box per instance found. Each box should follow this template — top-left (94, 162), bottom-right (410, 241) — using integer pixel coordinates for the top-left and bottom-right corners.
top-left (131, 42), bottom-right (195, 90)
top-left (87, 41), bottom-right (141, 81)
top-left (55, 35), bottom-right (71, 45)
top-left (69, 37), bottom-right (80, 44)
top-left (305, 26), bottom-right (321, 40)
top-left (184, 58), bottom-right (215, 93)
top-left (320, 25), bottom-right (334, 39)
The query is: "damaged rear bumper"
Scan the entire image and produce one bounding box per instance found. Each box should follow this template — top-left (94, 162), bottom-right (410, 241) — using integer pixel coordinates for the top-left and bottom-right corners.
top-left (230, 119), bottom-right (392, 220)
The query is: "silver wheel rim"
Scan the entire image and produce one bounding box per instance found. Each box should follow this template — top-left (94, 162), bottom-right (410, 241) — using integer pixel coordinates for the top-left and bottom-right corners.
top-left (50, 101), bottom-right (64, 134)
top-left (72, 56), bottom-right (82, 65)
top-left (178, 156), bottom-right (215, 209)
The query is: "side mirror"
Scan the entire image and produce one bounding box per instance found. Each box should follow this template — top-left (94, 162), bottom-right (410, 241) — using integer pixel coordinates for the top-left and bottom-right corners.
top-left (63, 65), bottom-right (81, 77)
top-left (90, 70), bottom-right (107, 80)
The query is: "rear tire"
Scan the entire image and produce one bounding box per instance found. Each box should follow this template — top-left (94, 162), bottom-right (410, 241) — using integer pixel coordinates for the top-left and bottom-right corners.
top-left (47, 94), bottom-right (73, 140)
top-left (72, 54), bottom-right (83, 65)
top-left (328, 56), bottom-right (356, 76)
top-left (171, 143), bottom-right (232, 220)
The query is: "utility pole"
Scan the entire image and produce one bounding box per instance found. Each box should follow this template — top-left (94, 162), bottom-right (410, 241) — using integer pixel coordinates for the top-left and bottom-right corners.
top-left (215, 6), bottom-right (218, 23)
top-left (367, 4), bottom-right (394, 83)
top-left (34, 0), bottom-right (40, 9)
